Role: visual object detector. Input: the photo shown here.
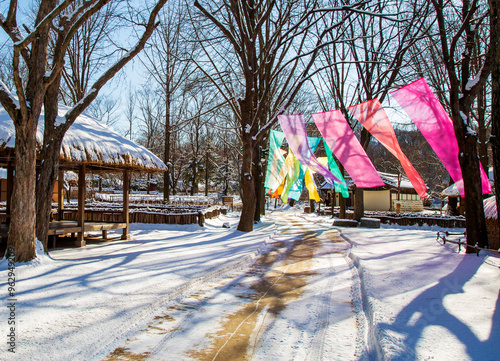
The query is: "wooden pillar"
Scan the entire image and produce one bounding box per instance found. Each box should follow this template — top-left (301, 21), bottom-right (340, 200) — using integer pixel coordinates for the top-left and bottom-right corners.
top-left (339, 192), bottom-right (346, 219)
top-left (121, 169), bottom-right (130, 240)
top-left (330, 191), bottom-right (334, 218)
top-left (6, 164), bottom-right (13, 223)
top-left (58, 170), bottom-right (64, 221)
top-left (76, 164), bottom-right (86, 247)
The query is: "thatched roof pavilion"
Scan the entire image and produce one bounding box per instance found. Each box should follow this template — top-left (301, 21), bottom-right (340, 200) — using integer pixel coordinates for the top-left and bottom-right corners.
top-left (0, 102), bottom-right (167, 246)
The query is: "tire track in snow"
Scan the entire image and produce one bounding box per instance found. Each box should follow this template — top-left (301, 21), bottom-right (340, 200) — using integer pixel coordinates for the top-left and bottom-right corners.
top-left (339, 230), bottom-right (385, 361)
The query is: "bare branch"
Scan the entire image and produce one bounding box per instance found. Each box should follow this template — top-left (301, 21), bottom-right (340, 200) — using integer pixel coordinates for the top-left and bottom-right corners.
top-left (65, 0), bottom-right (169, 123)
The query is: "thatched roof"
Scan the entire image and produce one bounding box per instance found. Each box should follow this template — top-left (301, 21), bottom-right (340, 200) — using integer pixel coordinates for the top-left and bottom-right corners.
top-left (0, 102), bottom-right (166, 172)
top-left (441, 182), bottom-right (461, 197)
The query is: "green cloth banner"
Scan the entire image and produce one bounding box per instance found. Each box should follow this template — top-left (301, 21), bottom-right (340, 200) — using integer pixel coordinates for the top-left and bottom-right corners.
top-left (323, 139), bottom-right (349, 198)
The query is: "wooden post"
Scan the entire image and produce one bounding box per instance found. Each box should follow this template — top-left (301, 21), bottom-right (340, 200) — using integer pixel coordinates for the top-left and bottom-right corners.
top-left (6, 164), bottom-right (13, 224)
top-left (76, 164), bottom-right (86, 247)
top-left (58, 170), bottom-right (64, 221)
top-left (339, 192), bottom-right (346, 219)
top-left (330, 191), bottom-right (334, 218)
top-left (121, 169), bottom-right (130, 240)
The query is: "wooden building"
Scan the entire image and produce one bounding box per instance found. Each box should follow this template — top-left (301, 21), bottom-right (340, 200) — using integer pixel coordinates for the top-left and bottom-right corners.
top-left (321, 171), bottom-right (424, 212)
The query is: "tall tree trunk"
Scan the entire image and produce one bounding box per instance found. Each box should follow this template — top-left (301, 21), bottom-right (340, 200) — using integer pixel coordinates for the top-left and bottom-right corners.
top-left (238, 133), bottom-right (256, 232)
top-left (205, 149), bottom-right (209, 197)
top-left (253, 145), bottom-right (262, 222)
top-left (455, 116), bottom-right (489, 250)
top-left (36, 139), bottom-right (62, 252)
top-left (491, 0), bottom-right (500, 244)
top-left (7, 122), bottom-right (38, 261)
top-left (35, 68), bottom-right (67, 252)
top-left (354, 128), bottom-right (371, 221)
top-left (353, 187), bottom-right (364, 221)
top-left (260, 160), bottom-right (266, 216)
top-left (164, 88), bottom-right (171, 203)
top-left (339, 192), bottom-right (346, 219)
top-left (477, 89), bottom-right (489, 172)
top-left (6, 0), bottom-right (56, 261)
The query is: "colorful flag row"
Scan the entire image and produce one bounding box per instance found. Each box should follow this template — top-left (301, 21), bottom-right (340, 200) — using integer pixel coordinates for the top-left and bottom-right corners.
top-left (265, 77), bottom-right (491, 203)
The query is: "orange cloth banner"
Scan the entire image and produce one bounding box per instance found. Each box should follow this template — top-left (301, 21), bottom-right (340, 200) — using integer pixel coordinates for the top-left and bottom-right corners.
top-left (349, 99), bottom-right (428, 198)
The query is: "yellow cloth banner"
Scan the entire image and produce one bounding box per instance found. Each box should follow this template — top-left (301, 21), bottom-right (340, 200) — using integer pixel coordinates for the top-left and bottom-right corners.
top-left (304, 169), bottom-right (320, 202)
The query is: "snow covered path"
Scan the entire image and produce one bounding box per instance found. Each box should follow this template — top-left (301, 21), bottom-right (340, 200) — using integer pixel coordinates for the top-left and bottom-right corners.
top-left (102, 214), bottom-right (360, 360)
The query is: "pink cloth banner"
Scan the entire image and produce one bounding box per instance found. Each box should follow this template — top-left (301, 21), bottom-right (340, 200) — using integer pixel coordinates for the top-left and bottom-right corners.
top-left (391, 78), bottom-right (491, 197)
top-left (312, 110), bottom-right (384, 188)
top-left (278, 114), bottom-right (344, 185)
top-left (349, 99), bottom-right (428, 198)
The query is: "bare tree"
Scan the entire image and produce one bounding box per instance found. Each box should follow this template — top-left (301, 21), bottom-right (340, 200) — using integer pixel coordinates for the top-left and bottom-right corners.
top-left (0, 50), bottom-right (16, 90)
top-left (59, 1), bottom-right (122, 104)
top-left (86, 94), bottom-right (121, 126)
top-left (124, 83), bottom-right (137, 140)
top-left (181, 84), bottom-right (217, 195)
top-left (141, 0), bottom-right (196, 202)
top-left (0, 0), bottom-right (169, 261)
top-left (430, 0), bottom-right (494, 250)
top-left (136, 87), bottom-right (163, 155)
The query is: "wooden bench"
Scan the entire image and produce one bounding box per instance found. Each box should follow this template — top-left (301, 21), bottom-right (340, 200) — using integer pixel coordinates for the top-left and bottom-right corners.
top-left (48, 221), bottom-right (128, 248)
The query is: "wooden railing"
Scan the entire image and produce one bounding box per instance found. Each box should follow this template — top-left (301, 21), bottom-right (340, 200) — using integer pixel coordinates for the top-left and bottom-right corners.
top-left (317, 209), bottom-right (467, 229)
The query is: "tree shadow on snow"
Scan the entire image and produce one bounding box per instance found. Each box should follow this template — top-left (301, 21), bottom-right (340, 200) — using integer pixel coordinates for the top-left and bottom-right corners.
top-left (369, 255), bottom-right (500, 360)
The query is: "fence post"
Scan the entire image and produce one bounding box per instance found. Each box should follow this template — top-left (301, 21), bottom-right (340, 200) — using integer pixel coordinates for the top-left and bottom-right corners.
top-left (198, 211), bottom-right (204, 227)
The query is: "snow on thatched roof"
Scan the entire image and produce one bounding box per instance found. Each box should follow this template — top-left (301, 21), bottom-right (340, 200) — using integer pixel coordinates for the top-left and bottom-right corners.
top-left (441, 182), bottom-right (461, 197)
top-left (377, 172), bottom-right (414, 189)
top-left (484, 196), bottom-right (497, 219)
top-left (0, 103), bottom-right (166, 172)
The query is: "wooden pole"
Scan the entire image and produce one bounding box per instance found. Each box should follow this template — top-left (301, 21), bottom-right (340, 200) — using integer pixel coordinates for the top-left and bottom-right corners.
top-left (121, 169), bottom-right (130, 240)
top-left (6, 163), bottom-right (13, 223)
top-left (77, 164), bottom-right (86, 247)
top-left (339, 192), bottom-right (346, 219)
top-left (330, 191), bottom-right (334, 218)
top-left (58, 170), bottom-right (64, 221)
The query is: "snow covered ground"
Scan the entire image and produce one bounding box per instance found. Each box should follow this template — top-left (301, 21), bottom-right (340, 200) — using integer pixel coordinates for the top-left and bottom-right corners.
top-left (0, 207), bottom-right (499, 360)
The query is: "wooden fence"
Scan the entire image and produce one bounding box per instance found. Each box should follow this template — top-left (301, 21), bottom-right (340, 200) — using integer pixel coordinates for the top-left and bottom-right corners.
top-left (317, 209), bottom-right (467, 229)
top-left (371, 215), bottom-right (466, 228)
top-left (60, 205), bottom-right (227, 226)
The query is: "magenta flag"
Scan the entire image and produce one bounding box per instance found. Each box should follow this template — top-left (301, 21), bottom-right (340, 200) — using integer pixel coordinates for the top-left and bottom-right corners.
top-left (312, 110), bottom-right (384, 188)
top-left (391, 78), bottom-right (491, 197)
top-left (349, 99), bottom-right (428, 198)
top-left (278, 114), bottom-right (345, 185)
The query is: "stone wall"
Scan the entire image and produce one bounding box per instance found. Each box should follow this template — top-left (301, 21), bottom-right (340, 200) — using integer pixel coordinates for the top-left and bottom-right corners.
top-left (392, 199), bottom-right (424, 212)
